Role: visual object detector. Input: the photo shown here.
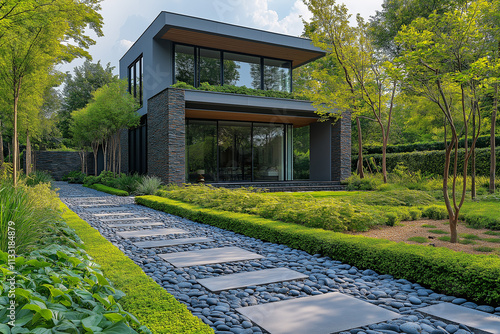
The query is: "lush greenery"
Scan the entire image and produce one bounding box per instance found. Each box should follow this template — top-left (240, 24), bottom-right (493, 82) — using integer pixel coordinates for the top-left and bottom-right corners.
top-left (172, 81), bottom-right (308, 100)
top-left (85, 183), bottom-right (130, 197)
top-left (136, 195), bottom-right (500, 305)
top-left (78, 171), bottom-right (162, 196)
top-left (61, 202), bottom-right (214, 334)
top-left (157, 184), bottom-right (435, 232)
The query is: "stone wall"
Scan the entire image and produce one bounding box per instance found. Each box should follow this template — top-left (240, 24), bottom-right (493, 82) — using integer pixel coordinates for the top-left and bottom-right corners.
top-left (331, 111), bottom-right (352, 182)
top-left (34, 151), bottom-right (96, 180)
top-left (147, 88), bottom-right (185, 184)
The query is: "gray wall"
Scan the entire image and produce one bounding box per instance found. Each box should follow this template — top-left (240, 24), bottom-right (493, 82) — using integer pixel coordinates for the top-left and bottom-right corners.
top-left (35, 151), bottom-right (96, 180)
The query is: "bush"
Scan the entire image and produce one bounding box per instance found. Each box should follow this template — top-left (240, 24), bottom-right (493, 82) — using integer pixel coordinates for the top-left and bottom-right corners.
top-left (423, 205), bottom-right (448, 220)
top-left (61, 202), bottom-right (214, 333)
top-left (345, 174), bottom-right (383, 191)
top-left (83, 175), bottom-right (100, 186)
top-left (23, 170), bottom-right (54, 186)
top-left (63, 170), bottom-right (86, 183)
top-left (112, 173), bottom-right (142, 193)
top-left (86, 183), bottom-right (129, 196)
top-left (136, 195), bottom-right (500, 305)
top-left (135, 176), bottom-right (162, 195)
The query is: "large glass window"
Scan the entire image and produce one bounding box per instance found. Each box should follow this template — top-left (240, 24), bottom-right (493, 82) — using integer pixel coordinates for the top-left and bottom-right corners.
top-left (218, 121), bottom-right (252, 181)
top-left (198, 48), bottom-right (221, 86)
top-left (253, 124), bottom-right (284, 181)
top-left (223, 53), bottom-right (261, 89)
top-left (128, 55), bottom-right (143, 105)
top-left (186, 120), bottom-right (217, 183)
top-left (173, 44), bottom-right (291, 92)
top-left (175, 45), bottom-right (195, 86)
top-left (263, 58), bottom-right (291, 92)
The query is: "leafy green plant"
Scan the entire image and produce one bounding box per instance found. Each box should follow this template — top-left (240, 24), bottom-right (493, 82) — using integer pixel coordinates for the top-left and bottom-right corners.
top-left (23, 170), bottom-right (54, 186)
top-left (86, 184), bottom-right (129, 196)
top-left (63, 170), bottom-right (86, 184)
top-left (408, 236), bottom-right (428, 243)
top-left (422, 224), bottom-right (437, 228)
top-left (483, 238), bottom-right (500, 243)
top-left (484, 231), bottom-right (500, 236)
top-left (459, 233), bottom-right (482, 240)
top-left (473, 246), bottom-right (495, 253)
top-left (345, 174), bottom-right (383, 191)
top-left (111, 174), bottom-right (142, 193)
top-left (423, 205), bottom-right (448, 220)
top-left (135, 176), bottom-right (162, 195)
top-left (438, 236), bottom-right (451, 242)
top-left (429, 229), bottom-right (448, 234)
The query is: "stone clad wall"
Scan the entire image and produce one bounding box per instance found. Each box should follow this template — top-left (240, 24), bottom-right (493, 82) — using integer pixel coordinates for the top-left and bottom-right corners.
top-left (34, 151), bottom-right (96, 180)
top-left (331, 110), bottom-right (352, 182)
top-left (147, 88), bottom-right (185, 185)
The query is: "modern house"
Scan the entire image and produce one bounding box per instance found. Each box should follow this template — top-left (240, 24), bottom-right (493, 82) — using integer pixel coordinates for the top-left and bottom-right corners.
top-left (119, 11), bottom-right (351, 188)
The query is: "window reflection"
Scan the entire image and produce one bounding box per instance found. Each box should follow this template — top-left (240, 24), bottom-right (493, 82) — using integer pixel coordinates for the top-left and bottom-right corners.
top-left (264, 58), bottom-right (291, 92)
top-left (175, 45), bottom-right (195, 86)
top-left (198, 48), bottom-right (221, 86)
top-left (253, 124), bottom-right (284, 181)
top-left (223, 53), bottom-right (261, 89)
top-left (185, 120), bottom-right (217, 183)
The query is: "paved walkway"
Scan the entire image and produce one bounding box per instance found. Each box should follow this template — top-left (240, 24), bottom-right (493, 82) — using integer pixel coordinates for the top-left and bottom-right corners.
top-left (57, 182), bottom-right (500, 334)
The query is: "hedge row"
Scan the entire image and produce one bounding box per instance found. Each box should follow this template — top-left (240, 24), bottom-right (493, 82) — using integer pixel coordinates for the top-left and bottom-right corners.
top-left (359, 135), bottom-right (500, 155)
top-left (61, 201), bottom-right (214, 334)
top-left (136, 196), bottom-right (500, 305)
top-left (85, 183), bottom-right (130, 196)
top-left (353, 147), bottom-right (500, 176)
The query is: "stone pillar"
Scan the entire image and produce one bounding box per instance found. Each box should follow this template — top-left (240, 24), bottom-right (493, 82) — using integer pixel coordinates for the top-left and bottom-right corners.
top-left (331, 111), bottom-right (352, 182)
top-left (147, 88), bottom-right (185, 185)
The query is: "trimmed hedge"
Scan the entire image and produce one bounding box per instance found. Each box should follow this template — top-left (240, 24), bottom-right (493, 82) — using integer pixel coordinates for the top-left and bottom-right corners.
top-left (136, 195), bottom-right (500, 305)
top-left (353, 147), bottom-right (500, 176)
top-left (60, 201), bottom-right (214, 334)
top-left (85, 183), bottom-right (130, 196)
top-left (359, 135), bottom-right (500, 155)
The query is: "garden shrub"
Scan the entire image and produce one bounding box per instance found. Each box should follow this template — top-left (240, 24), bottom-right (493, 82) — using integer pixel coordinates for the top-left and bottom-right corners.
top-left (136, 195), bottom-right (500, 305)
top-left (422, 205), bottom-right (448, 220)
top-left (63, 170), bottom-right (86, 184)
top-left (135, 176), bottom-right (162, 195)
top-left (111, 173), bottom-right (142, 193)
top-left (85, 183), bottom-right (129, 196)
top-left (23, 170), bottom-right (54, 186)
top-left (61, 202), bottom-right (214, 334)
top-left (345, 174), bottom-right (383, 190)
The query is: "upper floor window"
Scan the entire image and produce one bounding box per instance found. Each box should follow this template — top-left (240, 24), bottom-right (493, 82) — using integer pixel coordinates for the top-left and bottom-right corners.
top-left (174, 44), bottom-right (292, 92)
top-left (128, 55), bottom-right (143, 106)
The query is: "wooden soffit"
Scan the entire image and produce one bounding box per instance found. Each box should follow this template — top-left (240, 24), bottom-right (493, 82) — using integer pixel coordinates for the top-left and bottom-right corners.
top-left (161, 27), bottom-right (323, 68)
top-left (185, 108), bottom-right (318, 128)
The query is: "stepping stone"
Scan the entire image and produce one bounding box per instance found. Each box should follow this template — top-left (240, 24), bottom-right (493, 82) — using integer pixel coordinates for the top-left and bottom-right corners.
top-left (94, 212), bottom-right (137, 217)
top-left (84, 206), bottom-right (129, 212)
top-left (116, 228), bottom-right (187, 238)
top-left (101, 217), bottom-right (151, 222)
top-left (236, 292), bottom-right (400, 334)
top-left (159, 247), bottom-right (263, 267)
top-left (420, 303), bottom-right (500, 334)
top-left (79, 203), bottom-right (117, 207)
top-left (197, 268), bottom-right (308, 292)
top-left (134, 237), bottom-right (214, 249)
top-left (107, 222), bottom-right (165, 228)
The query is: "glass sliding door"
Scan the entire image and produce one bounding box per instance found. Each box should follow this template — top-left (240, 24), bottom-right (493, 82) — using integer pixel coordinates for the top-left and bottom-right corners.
top-left (253, 124), bottom-right (285, 181)
top-left (218, 121), bottom-right (252, 181)
top-left (185, 120), bottom-right (217, 183)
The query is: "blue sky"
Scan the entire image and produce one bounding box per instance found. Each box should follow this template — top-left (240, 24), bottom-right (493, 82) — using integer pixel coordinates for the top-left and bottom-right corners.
top-left (56, 0), bottom-right (384, 76)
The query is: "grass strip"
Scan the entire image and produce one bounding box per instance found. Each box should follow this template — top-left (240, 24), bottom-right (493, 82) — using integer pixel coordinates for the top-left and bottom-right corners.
top-left (85, 183), bottom-right (130, 196)
top-left (136, 195), bottom-right (500, 305)
top-left (60, 201), bottom-right (214, 334)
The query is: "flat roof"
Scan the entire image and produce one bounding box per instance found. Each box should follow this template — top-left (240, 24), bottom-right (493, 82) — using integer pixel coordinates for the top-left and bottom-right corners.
top-left (126, 11), bottom-right (325, 68)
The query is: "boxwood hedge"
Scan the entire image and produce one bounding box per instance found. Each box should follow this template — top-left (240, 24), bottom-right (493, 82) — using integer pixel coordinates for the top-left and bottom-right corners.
top-left (136, 195), bottom-right (500, 305)
top-left (85, 183), bottom-right (130, 196)
top-left (61, 201), bottom-right (214, 334)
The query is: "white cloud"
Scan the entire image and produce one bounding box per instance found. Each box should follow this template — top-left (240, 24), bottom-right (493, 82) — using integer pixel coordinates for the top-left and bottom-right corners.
top-left (118, 39), bottom-right (133, 51)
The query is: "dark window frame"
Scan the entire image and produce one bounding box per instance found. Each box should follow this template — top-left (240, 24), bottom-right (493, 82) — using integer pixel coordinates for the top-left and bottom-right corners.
top-left (128, 55), bottom-right (143, 106)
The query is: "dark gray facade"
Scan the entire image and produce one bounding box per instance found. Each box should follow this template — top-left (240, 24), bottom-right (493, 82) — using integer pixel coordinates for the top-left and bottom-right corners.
top-left (120, 11), bottom-right (351, 185)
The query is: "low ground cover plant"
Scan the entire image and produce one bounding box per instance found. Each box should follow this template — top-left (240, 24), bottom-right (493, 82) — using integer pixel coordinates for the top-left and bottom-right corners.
top-left (79, 171), bottom-right (162, 196)
top-left (85, 183), bottom-right (130, 196)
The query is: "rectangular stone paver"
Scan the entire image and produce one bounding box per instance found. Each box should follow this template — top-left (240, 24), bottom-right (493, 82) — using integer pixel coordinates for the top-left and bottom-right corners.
top-left (420, 303), bottom-right (500, 334)
top-left (116, 228), bottom-right (187, 238)
top-left (134, 237), bottom-right (214, 249)
top-left (79, 203), bottom-right (117, 207)
top-left (107, 222), bottom-right (165, 228)
top-left (159, 247), bottom-right (263, 267)
top-left (101, 217), bottom-right (151, 222)
top-left (94, 212), bottom-right (137, 217)
top-left (236, 292), bottom-right (400, 334)
top-left (84, 206), bottom-right (129, 212)
top-left (198, 268), bottom-right (307, 292)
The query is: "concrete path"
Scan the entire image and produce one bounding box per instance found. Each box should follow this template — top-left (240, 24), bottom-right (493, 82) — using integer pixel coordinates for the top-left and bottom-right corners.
top-left (57, 182), bottom-right (500, 334)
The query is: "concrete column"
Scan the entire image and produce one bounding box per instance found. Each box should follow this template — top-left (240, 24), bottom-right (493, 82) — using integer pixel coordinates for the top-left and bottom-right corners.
top-left (147, 88), bottom-right (185, 184)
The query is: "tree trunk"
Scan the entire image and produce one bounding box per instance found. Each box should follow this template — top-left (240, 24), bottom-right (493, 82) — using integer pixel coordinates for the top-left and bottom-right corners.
top-left (382, 137), bottom-right (387, 183)
top-left (471, 110), bottom-right (476, 200)
top-left (490, 84), bottom-right (497, 194)
top-left (92, 142), bottom-right (99, 176)
top-left (356, 117), bottom-right (364, 178)
top-left (26, 129), bottom-right (31, 175)
top-left (118, 131), bottom-right (122, 175)
top-left (13, 79), bottom-right (21, 186)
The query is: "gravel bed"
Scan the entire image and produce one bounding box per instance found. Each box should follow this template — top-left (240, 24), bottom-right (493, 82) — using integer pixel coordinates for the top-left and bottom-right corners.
top-left (56, 182), bottom-right (499, 334)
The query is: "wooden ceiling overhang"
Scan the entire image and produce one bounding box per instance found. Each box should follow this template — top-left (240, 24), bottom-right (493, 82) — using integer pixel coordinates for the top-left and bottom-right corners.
top-left (159, 26), bottom-right (325, 69)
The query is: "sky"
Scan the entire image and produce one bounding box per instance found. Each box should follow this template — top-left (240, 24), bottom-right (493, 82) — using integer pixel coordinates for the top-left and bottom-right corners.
top-left (56, 0), bottom-right (385, 77)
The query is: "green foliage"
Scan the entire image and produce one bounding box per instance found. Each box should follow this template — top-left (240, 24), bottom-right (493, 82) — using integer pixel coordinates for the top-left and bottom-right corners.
top-left (63, 170), bottom-right (86, 184)
top-left (135, 176), bottom-right (162, 196)
top-left (0, 181), bottom-right (60, 254)
top-left (136, 195), bottom-right (500, 305)
top-left (0, 244), bottom-right (149, 334)
top-left (422, 205), bottom-right (449, 220)
top-left (429, 229), bottom-right (449, 234)
top-left (345, 174), bottom-right (383, 191)
top-left (22, 170), bottom-right (54, 186)
top-left (61, 202), bottom-right (214, 333)
top-left (460, 233), bottom-right (482, 240)
top-left (484, 238), bottom-right (500, 243)
top-left (86, 184), bottom-right (129, 196)
top-left (422, 224), bottom-right (437, 228)
top-left (473, 246), bottom-right (495, 253)
top-left (408, 236), bottom-right (428, 243)
top-left (110, 174), bottom-right (142, 194)
top-left (460, 202), bottom-right (500, 230)
top-left (485, 231), bottom-right (500, 236)
top-left (171, 81), bottom-right (307, 100)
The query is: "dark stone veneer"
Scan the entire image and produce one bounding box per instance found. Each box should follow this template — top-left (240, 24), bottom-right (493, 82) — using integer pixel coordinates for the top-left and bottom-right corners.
top-left (147, 88), bottom-right (185, 185)
top-left (332, 111), bottom-right (351, 182)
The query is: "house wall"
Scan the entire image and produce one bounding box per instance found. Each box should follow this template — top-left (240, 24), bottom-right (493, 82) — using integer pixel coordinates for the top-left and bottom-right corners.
top-left (34, 151), bottom-right (96, 180)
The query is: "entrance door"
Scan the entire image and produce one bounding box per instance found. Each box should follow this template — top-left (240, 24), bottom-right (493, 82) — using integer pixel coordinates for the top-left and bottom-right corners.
top-left (218, 121), bottom-right (252, 181)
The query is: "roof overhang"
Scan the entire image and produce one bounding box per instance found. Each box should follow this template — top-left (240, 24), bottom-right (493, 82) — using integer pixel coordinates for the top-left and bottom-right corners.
top-left (155, 12), bottom-right (325, 68)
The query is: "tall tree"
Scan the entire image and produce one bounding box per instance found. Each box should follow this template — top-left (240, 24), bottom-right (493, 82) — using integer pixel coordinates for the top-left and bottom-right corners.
top-left (395, 0), bottom-right (489, 243)
top-left (59, 60), bottom-right (116, 139)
